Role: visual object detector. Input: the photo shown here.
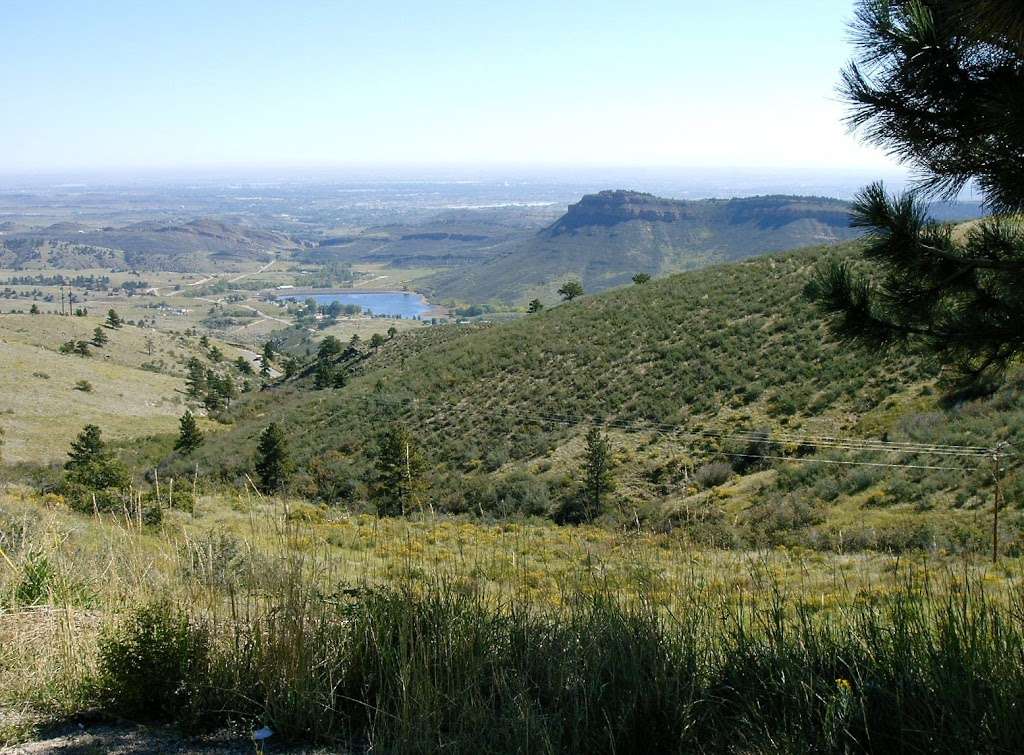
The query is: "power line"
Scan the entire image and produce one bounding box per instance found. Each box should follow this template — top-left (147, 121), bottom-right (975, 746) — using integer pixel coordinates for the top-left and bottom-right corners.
top-left (505, 410), bottom-right (994, 471)
top-left (511, 410), bottom-right (1000, 457)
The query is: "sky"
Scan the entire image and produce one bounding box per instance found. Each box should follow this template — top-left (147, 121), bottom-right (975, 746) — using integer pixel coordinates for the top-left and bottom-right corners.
top-left (1, 0), bottom-right (903, 175)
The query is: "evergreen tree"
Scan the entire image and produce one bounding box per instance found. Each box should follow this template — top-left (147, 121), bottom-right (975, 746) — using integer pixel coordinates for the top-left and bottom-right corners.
top-left (807, 0), bottom-right (1024, 386)
top-left (317, 335), bottom-right (343, 362)
top-left (235, 356), bottom-right (253, 375)
top-left (259, 357), bottom-right (271, 379)
top-left (208, 345), bottom-right (224, 363)
top-left (558, 280), bottom-right (584, 301)
top-left (314, 361), bottom-right (334, 389)
top-left (174, 410), bottom-right (203, 453)
top-left (369, 332), bottom-right (385, 349)
top-left (91, 326), bottom-right (108, 347)
top-left (261, 341), bottom-right (276, 366)
top-left (218, 373), bottom-right (237, 407)
top-left (64, 424), bottom-right (129, 490)
top-left (387, 326), bottom-right (398, 339)
top-left (185, 358), bottom-right (207, 397)
top-left (632, 273), bottom-right (651, 285)
top-left (29, 303), bottom-right (40, 314)
top-left (199, 334), bottom-right (210, 349)
top-left (105, 309), bottom-right (123, 329)
top-left (527, 299), bottom-right (544, 313)
top-left (282, 356), bottom-right (300, 379)
top-left (254, 423), bottom-right (290, 493)
top-left (581, 427), bottom-right (615, 522)
top-left (371, 422), bottom-right (425, 517)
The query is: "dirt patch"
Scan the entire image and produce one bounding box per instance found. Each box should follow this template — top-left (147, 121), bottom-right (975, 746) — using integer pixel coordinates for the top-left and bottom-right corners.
top-left (2, 722), bottom-right (342, 754)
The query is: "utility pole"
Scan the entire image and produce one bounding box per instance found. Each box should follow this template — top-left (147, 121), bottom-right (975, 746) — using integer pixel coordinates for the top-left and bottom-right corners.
top-left (992, 442), bottom-right (1009, 564)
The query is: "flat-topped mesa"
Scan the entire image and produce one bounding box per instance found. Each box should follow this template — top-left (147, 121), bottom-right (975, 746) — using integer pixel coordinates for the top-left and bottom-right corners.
top-left (547, 190), bottom-right (687, 232)
top-left (544, 190), bottom-right (854, 235)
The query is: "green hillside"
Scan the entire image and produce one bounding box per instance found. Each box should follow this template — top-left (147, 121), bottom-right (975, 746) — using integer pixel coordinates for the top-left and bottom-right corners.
top-left (168, 240), bottom-right (1024, 552)
top-left (421, 192), bottom-right (862, 305)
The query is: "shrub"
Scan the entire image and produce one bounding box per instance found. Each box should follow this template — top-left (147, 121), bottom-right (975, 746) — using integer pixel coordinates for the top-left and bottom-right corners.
top-left (695, 462), bottom-right (732, 489)
top-left (97, 600), bottom-right (210, 722)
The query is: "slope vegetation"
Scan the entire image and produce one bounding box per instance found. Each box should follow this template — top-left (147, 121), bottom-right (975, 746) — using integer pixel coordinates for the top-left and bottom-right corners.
top-left (177, 240), bottom-right (1023, 551)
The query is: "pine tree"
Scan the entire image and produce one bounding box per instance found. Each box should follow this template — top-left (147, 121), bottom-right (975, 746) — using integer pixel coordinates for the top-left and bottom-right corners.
top-left (185, 358), bottom-right (207, 397)
top-left (369, 333), bottom-right (385, 349)
top-left (313, 361), bottom-right (334, 389)
top-left (372, 422), bottom-right (425, 517)
top-left (105, 309), bottom-right (123, 329)
top-left (254, 423), bottom-right (290, 493)
top-left (282, 356), bottom-right (300, 379)
top-left (91, 326), bottom-right (108, 347)
top-left (527, 299), bottom-right (544, 313)
top-left (235, 356), bottom-right (253, 375)
top-left (261, 341), bottom-right (276, 366)
top-left (29, 303), bottom-right (40, 315)
top-left (174, 410), bottom-right (203, 453)
top-left (632, 273), bottom-right (651, 285)
top-left (64, 424), bottom-right (129, 489)
top-left (317, 336), bottom-right (343, 362)
top-left (807, 0), bottom-right (1024, 387)
top-left (581, 427), bottom-right (615, 522)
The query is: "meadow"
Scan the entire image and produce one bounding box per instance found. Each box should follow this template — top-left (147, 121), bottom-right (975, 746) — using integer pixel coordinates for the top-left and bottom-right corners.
top-left (2, 484), bottom-right (1024, 752)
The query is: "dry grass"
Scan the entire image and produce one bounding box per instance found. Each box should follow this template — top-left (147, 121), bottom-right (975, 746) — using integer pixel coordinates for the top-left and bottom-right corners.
top-left (0, 314), bottom-right (245, 463)
top-left (3, 484), bottom-right (1024, 751)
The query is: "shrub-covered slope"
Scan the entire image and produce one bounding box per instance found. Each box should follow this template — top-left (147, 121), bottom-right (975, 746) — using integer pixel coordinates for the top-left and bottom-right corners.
top-left (180, 241), bottom-right (1023, 550)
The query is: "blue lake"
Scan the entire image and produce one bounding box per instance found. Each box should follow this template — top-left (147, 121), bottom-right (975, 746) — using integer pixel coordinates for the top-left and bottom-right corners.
top-left (280, 291), bottom-right (433, 319)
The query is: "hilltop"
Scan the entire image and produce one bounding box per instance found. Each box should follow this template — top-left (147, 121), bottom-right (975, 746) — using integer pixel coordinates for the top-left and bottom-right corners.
top-left (419, 192), bottom-right (862, 305)
top-left (171, 240), bottom-right (1023, 551)
top-left (0, 218), bottom-right (300, 272)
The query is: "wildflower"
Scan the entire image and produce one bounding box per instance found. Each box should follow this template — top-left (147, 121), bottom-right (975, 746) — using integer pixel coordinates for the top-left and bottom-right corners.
top-left (836, 678), bottom-right (852, 693)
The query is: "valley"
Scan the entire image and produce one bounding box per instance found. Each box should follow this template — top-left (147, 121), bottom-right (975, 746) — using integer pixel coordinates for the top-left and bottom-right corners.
top-left (0, 178), bottom-right (1017, 753)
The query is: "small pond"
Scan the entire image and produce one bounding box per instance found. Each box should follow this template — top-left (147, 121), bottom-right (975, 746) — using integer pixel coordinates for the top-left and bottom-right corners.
top-left (279, 291), bottom-right (433, 319)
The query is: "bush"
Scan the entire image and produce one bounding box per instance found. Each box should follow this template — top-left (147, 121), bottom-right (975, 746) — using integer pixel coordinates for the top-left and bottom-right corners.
top-left (97, 600), bottom-right (210, 722)
top-left (695, 462), bottom-right (732, 489)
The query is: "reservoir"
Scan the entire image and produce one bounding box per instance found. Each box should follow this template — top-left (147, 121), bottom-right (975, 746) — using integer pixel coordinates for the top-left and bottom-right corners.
top-left (278, 290), bottom-right (433, 319)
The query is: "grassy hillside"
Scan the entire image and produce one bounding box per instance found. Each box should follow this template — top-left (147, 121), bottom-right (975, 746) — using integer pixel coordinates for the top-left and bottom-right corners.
top-left (421, 192), bottom-right (862, 305)
top-left (0, 313), bottom-right (247, 464)
top-left (174, 241), bottom-right (1024, 552)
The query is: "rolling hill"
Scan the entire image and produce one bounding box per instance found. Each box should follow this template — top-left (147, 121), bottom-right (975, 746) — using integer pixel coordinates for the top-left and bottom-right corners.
top-left (0, 218), bottom-right (300, 271)
top-left (170, 240), bottom-right (1024, 552)
top-left (419, 191), bottom-right (863, 305)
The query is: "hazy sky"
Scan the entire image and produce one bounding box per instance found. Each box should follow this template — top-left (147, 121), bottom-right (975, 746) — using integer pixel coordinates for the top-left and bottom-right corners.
top-left (2, 0), bottom-right (900, 174)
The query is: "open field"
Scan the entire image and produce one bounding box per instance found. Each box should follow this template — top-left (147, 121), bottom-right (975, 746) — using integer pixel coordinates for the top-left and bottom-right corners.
top-left (2, 484), bottom-right (1023, 751)
top-left (0, 313), bottom-right (245, 464)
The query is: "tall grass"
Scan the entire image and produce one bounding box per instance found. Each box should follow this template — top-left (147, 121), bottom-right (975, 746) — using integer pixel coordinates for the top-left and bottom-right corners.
top-left (95, 570), bottom-right (1024, 753)
top-left (5, 489), bottom-right (1024, 752)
